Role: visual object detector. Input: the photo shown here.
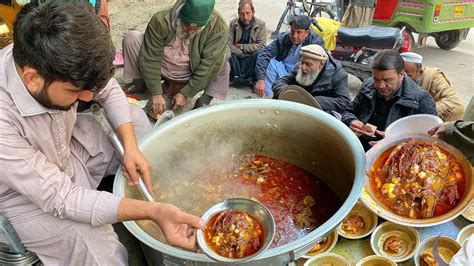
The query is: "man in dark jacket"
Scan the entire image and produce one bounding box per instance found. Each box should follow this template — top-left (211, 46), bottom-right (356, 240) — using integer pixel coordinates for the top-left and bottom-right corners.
top-left (273, 44), bottom-right (351, 115)
top-left (342, 49), bottom-right (437, 151)
top-left (228, 0), bottom-right (266, 88)
top-left (254, 15), bottom-right (324, 97)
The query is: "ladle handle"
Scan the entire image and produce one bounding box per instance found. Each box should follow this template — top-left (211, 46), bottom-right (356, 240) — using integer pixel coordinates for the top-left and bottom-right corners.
top-left (108, 134), bottom-right (154, 202)
top-left (90, 104), bottom-right (154, 202)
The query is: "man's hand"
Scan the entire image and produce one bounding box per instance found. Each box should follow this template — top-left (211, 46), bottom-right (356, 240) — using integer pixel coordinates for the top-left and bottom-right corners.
top-left (350, 120), bottom-right (375, 137)
top-left (151, 203), bottom-right (204, 250)
top-left (121, 146), bottom-right (153, 194)
top-left (254, 80), bottom-right (266, 97)
top-left (151, 95), bottom-right (167, 114)
top-left (233, 43), bottom-right (241, 49)
top-left (368, 130), bottom-right (385, 147)
top-left (428, 123), bottom-right (446, 140)
top-left (172, 92), bottom-right (187, 111)
top-left (117, 199), bottom-right (204, 251)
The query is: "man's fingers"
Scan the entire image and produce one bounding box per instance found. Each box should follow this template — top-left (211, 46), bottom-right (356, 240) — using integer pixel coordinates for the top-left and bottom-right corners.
top-left (179, 212), bottom-right (205, 229)
top-left (125, 163), bottom-right (139, 186)
top-left (139, 167), bottom-right (153, 195)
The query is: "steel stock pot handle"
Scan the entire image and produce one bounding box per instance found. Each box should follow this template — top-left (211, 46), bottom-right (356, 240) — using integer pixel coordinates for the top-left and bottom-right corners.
top-left (0, 214), bottom-right (26, 254)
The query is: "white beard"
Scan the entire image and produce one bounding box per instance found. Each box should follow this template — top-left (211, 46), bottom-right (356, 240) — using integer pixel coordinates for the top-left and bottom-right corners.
top-left (295, 68), bottom-right (319, 87)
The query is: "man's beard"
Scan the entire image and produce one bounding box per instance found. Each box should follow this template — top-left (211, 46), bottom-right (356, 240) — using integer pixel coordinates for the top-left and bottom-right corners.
top-left (33, 85), bottom-right (74, 111)
top-left (414, 75), bottom-right (422, 85)
top-left (176, 19), bottom-right (200, 39)
top-left (295, 68), bottom-right (319, 87)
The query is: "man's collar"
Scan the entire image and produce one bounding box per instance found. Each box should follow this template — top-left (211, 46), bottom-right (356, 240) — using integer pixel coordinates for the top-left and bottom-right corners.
top-left (6, 56), bottom-right (51, 116)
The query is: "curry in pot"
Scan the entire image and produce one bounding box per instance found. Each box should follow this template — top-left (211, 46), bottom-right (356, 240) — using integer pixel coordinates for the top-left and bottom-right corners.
top-left (139, 154), bottom-right (342, 247)
top-left (369, 139), bottom-right (465, 219)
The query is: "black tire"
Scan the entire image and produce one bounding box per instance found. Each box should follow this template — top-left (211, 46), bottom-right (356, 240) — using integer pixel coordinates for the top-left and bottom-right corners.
top-left (435, 30), bottom-right (462, 50)
top-left (310, 6), bottom-right (337, 20)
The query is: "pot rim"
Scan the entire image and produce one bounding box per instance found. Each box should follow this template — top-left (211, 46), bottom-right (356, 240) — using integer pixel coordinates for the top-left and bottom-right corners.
top-left (114, 99), bottom-right (366, 262)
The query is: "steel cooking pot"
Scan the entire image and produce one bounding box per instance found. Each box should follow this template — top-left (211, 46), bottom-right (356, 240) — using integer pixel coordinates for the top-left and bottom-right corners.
top-left (113, 99), bottom-right (365, 265)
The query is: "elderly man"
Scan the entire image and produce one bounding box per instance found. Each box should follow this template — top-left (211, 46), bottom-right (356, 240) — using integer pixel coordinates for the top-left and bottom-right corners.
top-left (228, 0), bottom-right (266, 88)
top-left (400, 52), bottom-right (464, 122)
top-left (272, 44), bottom-right (351, 115)
top-left (0, 3), bottom-right (202, 265)
top-left (342, 50), bottom-right (437, 151)
top-left (122, 0), bottom-right (229, 114)
top-left (254, 15), bottom-right (325, 97)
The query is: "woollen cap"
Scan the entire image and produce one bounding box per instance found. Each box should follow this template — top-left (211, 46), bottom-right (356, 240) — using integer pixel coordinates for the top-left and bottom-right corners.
top-left (300, 44), bottom-right (328, 61)
top-left (179, 0), bottom-right (215, 27)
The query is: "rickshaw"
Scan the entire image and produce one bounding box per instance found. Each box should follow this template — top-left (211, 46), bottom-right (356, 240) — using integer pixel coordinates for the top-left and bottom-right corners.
top-left (372, 0), bottom-right (474, 50)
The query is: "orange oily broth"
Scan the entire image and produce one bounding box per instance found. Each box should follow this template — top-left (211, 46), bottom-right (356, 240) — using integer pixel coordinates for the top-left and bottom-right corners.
top-left (204, 210), bottom-right (264, 258)
top-left (369, 142), bottom-right (466, 218)
top-left (137, 154), bottom-right (342, 247)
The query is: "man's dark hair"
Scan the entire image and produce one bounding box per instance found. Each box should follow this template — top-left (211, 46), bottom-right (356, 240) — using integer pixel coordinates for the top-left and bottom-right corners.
top-left (238, 0), bottom-right (254, 12)
top-left (371, 49), bottom-right (405, 74)
top-left (12, 2), bottom-right (115, 91)
top-left (289, 15), bottom-right (311, 30)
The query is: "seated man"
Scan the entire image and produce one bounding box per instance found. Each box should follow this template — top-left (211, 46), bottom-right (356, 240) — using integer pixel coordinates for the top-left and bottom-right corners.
top-left (0, 3), bottom-right (202, 264)
top-left (122, 0), bottom-right (229, 115)
top-left (228, 0), bottom-right (266, 88)
top-left (254, 15), bottom-right (324, 97)
top-left (342, 49), bottom-right (437, 151)
top-left (400, 52), bottom-right (465, 122)
top-left (272, 44), bottom-right (351, 115)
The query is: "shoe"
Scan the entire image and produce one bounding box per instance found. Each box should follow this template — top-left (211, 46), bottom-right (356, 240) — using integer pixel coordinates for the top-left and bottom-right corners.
top-left (123, 79), bottom-right (146, 94)
top-left (193, 94), bottom-right (213, 109)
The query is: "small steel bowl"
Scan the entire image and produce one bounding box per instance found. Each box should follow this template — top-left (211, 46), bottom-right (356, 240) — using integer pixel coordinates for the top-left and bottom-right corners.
top-left (457, 223), bottom-right (474, 246)
top-left (304, 253), bottom-right (350, 266)
top-left (356, 255), bottom-right (397, 266)
top-left (370, 221), bottom-right (419, 262)
top-left (196, 198), bottom-right (276, 263)
top-left (301, 230), bottom-right (338, 258)
top-left (414, 236), bottom-right (461, 266)
top-left (337, 201), bottom-right (378, 239)
top-left (461, 201), bottom-right (474, 222)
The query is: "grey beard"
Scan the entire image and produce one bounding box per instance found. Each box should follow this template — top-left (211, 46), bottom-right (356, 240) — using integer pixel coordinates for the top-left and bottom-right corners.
top-left (176, 18), bottom-right (200, 39)
top-left (295, 68), bottom-right (319, 87)
top-left (415, 75), bottom-right (422, 85)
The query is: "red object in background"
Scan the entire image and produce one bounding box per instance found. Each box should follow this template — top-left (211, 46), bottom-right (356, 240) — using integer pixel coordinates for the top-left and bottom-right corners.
top-left (400, 31), bottom-right (412, 52)
top-left (374, 0), bottom-right (399, 21)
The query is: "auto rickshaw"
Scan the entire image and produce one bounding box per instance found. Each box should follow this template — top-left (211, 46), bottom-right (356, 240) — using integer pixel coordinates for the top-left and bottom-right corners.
top-left (372, 0), bottom-right (473, 50)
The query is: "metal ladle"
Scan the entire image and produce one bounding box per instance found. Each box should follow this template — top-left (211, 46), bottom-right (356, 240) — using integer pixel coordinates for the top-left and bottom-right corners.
top-left (90, 103), bottom-right (154, 202)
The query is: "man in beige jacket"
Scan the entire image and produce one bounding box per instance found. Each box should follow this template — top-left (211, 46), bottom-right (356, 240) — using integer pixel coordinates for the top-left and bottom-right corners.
top-left (401, 52), bottom-right (464, 121)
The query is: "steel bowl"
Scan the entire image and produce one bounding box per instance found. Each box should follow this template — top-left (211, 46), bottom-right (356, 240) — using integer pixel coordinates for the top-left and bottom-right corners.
top-left (370, 221), bottom-right (419, 262)
top-left (356, 255), bottom-right (397, 266)
top-left (361, 134), bottom-right (474, 227)
top-left (303, 253), bottom-right (350, 266)
top-left (456, 224), bottom-right (474, 246)
top-left (196, 198), bottom-right (276, 263)
top-left (301, 230), bottom-right (338, 258)
top-left (337, 201), bottom-right (378, 239)
top-left (414, 236), bottom-right (461, 266)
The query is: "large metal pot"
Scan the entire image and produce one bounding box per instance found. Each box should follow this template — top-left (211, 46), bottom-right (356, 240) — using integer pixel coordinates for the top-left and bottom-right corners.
top-left (113, 99), bottom-right (365, 265)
